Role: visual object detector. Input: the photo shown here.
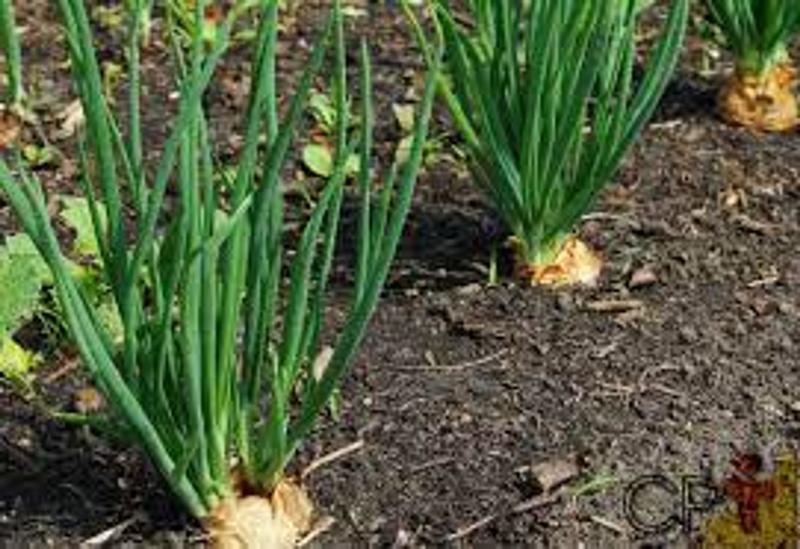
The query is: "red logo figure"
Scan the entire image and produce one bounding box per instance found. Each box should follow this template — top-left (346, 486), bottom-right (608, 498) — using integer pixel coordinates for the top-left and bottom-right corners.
top-left (722, 453), bottom-right (777, 534)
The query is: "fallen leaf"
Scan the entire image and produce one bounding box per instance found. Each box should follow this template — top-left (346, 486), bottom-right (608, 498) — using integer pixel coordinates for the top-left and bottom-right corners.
top-left (521, 454), bottom-right (583, 495)
top-left (312, 346), bottom-right (334, 382)
top-left (53, 99), bottom-right (85, 140)
top-left (394, 134), bottom-right (414, 165)
top-left (75, 386), bottom-right (105, 413)
top-left (721, 186), bottom-right (746, 210)
top-left (0, 110), bottom-right (21, 149)
top-left (393, 103), bottom-right (416, 133)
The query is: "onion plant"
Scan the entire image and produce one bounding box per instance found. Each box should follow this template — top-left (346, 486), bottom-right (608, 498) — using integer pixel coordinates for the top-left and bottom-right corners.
top-left (0, 0), bottom-right (23, 106)
top-left (706, 0), bottom-right (800, 131)
top-left (127, 0), bottom-right (154, 44)
top-left (0, 0), bottom-right (438, 544)
top-left (408, 0), bottom-right (688, 285)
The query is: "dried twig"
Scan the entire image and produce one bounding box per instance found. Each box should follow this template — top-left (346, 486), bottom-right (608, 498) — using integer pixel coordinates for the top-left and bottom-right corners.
top-left (298, 516), bottom-right (336, 547)
top-left (82, 515), bottom-right (139, 547)
top-left (586, 299), bottom-right (645, 313)
top-left (732, 214), bottom-right (777, 236)
top-left (444, 493), bottom-right (560, 543)
top-left (410, 456), bottom-right (455, 475)
top-left (395, 349), bottom-right (509, 373)
top-left (301, 440), bottom-right (365, 480)
top-left (589, 514), bottom-right (628, 535)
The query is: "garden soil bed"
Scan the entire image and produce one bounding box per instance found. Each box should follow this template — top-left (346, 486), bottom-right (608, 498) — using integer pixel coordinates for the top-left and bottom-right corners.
top-left (2, 2), bottom-right (799, 547)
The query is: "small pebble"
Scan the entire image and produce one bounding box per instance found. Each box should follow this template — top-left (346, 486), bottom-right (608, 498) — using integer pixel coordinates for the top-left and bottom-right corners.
top-left (785, 259), bottom-right (800, 287)
top-left (556, 293), bottom-right (575, 312)
top-left (457, 283), bottom-right (483, 296)
top-left (679, 326), bottom-right (699, 344)
top-left (629, 266), bottom-right (658, 288)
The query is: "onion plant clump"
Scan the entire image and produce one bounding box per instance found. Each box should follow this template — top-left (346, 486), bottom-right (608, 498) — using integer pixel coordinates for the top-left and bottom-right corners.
top-left (0, 0), bottom-right (438, 545)
top-left (408, 0), bottom-right (688, 286)
top-left (706, 0), bottom-right (800, 132)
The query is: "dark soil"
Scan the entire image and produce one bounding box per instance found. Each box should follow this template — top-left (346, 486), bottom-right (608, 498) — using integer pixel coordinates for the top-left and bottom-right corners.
top-left (2, 2), bottom-right (799, 547)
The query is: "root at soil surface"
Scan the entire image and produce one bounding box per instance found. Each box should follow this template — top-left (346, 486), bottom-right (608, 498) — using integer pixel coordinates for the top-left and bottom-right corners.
top-left (718, 64), bottom-right (799, 132)
top-left (518, 236), bottom-right (602, 287)
top-left (205, 480), bottom-right (314, 548)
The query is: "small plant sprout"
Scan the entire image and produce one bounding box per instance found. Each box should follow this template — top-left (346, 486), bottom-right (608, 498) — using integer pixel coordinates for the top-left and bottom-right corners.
top-left (706, 0), bottom-right (800, 132)
top-left (407, 0), bottom-right (688, 286)
top-left (0, 0), bottom-right (439, 545)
